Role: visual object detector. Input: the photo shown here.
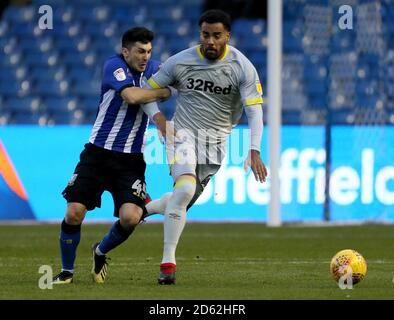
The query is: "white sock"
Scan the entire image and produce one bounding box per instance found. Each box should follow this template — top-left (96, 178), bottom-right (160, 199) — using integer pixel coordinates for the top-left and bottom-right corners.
top-left (162, 176), bottom-right (196, 265)
top-left (95, 245), bottom-right (105, 256)
top-left (146, 192), bottom-right (172, 215)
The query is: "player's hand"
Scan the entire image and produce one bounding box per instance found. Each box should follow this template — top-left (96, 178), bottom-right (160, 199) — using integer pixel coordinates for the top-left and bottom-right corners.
top-left (164, 120), bottom-right (176, 144)
top-left (160, 121), bottom-right (177, 163)
top-left (244, 150), bottom-right (268, 183)
top-left (153, 112), bottom-right (169, 144)
top-left (157, 122), bottom-right (175, 143)
top-left (158, 129), bottom-right (164, 144)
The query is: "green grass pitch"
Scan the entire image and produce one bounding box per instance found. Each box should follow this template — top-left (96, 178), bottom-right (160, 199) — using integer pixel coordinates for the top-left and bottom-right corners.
top-left (1, 223), bottom-right (394, 300)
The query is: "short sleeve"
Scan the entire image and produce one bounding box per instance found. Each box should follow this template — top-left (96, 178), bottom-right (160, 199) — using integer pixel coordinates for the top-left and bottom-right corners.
top-left (240, 59), bottom-right (264, 107)
top-left (102, 58), bottom-right (134, 93)
top-left (147, 56), bottom-right (177, 89)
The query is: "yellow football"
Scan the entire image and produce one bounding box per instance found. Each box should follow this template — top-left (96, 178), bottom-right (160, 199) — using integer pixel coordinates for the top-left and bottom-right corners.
top-left (330, 249), bottom-right (367, 285)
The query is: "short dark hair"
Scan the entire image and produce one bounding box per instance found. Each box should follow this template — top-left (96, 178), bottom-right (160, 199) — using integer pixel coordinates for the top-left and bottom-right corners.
top-left (198, 9), bottom-right (231, 32)
top-left (122, 27), bottom-right (155, 49)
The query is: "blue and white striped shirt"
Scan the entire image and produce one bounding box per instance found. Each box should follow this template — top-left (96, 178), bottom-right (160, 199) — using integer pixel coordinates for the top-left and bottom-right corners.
top-left (89, 54), bottom-right (160, 153)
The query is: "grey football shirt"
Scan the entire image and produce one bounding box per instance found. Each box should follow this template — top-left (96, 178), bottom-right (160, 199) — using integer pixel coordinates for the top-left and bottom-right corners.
top-left (148, 44), bottom-right (263, 142)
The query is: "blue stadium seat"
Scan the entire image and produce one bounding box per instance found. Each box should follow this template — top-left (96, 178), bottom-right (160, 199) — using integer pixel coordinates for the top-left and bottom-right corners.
top-left (7, 97), bottom-right (43, 113)
top-left (67, 67), bottom-right (94, 84)
top-left (0, 35), bottom-right (16, 52)
top-left (233, 19), bottom-right (265, 37)
top-left (329, 110), bottom-right (355, 124)
top-left (19, 37), bottom-right (54, 56)
top-left (34, 80), bottom-right (70, 97)
top-left (112, 5), bottom-right (146, 22)
top-left (0, 51), bottom-right (23, 68)
top-left (167, 37), bottom-right (194, 55)
top-left (65, 0), bottom-right (104, 5)
top-left (157, 21), bottom-right (191, 38)
top-left (0, 20), bottom-right (11, 38)
top-left (355, 94), bottom-right (380, 109)
top-left (304, 56), bottom-right (328, 80)
top-left (48, 23), bottom-right (82, 38)
top-left (45, 97), bottom-right (78, 113)
top-left (91, 36), bottom-right (119, 53)
top-left (29, 72), bottom-right (54, 83)
top-left (2, 0), bottom-right (392, 125)
top-left (182, 3), bottom-right (202, 21)
top-left (55, 38), bottom-right (79, 53)
top-left (62, 52), bottom-right (95, 69)
top-left (3, 6), bottom-right (35, 24)
top-left (0, 81), bottom-right (19, 96)
top-left (49, 110), bottom-right (85, 125)
top-left (304, 80), bottom-right (327, 95)
top-left (0, 66), bottom-right (28, 82)
top-left (72, 80), bottom-right (100, 98)
top-left (30, 66), bottom-right (66, 83)
top-left (248, 51), bottom-right (266, 70)
top-left (32, 0), bottom-right (67, 5)
top-left (0, 111), bottom-right (12, 125)
top-left (11, 112), bottom-right (49, 125)
top-left (81, 97), bottom-right (100, 113)
top-left (0, 81), bottom-right (31, 98)
top-left (282, 110), bottom-right (302, 124)
top-left (83, 21), bottom-right (115, 37)
top-left (75, 5), bottom-right (111, 22)
top-left (150, 6), bottom-right (184, 22)
top-left (241, 35), bottom-right (266, 52)
top-left (146, 0), bottom-right (180, 4)
top-left (96, 47), bottom-right (118, 62)
top-left (24, 52), bottom-right (59, 68)
top-left (283, 1), bottom-right (304, 19)
top-left (84, 111), bottom-right (98, 124)
top-left (12, 23), bottom-right (45, 38)
top-left (109, 0), bottom-right (141, 4)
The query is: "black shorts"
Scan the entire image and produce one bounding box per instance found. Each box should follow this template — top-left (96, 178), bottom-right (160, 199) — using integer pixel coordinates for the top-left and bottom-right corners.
top-left (62, 143), bottom-right (147, 217)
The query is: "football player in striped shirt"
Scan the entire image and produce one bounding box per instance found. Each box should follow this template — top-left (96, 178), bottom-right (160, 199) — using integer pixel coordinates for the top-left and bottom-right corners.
top-left (53, 27), bottom-right (170, 284)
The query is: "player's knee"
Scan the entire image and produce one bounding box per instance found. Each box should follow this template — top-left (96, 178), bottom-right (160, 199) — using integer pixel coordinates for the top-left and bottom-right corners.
top-left (120, 215), bottom-right (140, 229)
top-left (119, 203), bottom-right (142, 229)
top-left (173, 176), bottom-right (196, 206)
top-left (65, 203), bottom-right (86, 225)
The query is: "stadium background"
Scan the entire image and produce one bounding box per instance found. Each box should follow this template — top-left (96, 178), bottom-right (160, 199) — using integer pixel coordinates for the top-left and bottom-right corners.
top-left (2, 0), bottom-right (394, 303)
top-left (0, 0), bottom-right (393, 223)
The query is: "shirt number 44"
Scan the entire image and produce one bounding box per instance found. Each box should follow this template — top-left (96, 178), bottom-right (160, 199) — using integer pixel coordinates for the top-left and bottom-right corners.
top-left (132, 179), bottom-right (147, 200)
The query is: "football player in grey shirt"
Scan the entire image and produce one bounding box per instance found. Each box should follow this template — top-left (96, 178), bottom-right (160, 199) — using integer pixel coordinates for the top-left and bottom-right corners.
top-left (143, 9), bottom-right (268, 284)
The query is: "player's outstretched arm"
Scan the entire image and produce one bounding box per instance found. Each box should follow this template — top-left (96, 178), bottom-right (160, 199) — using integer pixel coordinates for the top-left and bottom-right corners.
top-left (121, 86), bottom-right (171, 105)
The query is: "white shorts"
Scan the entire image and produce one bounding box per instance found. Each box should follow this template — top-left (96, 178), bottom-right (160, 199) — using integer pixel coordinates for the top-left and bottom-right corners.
top-left (167, 130), bottom-right (222, 209)
top-left (168, 129), bottom-right (224, 180)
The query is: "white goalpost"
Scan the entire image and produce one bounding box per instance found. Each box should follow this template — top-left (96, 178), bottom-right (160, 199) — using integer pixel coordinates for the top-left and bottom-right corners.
top-left (267, 0), bottom-right (282, 226)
